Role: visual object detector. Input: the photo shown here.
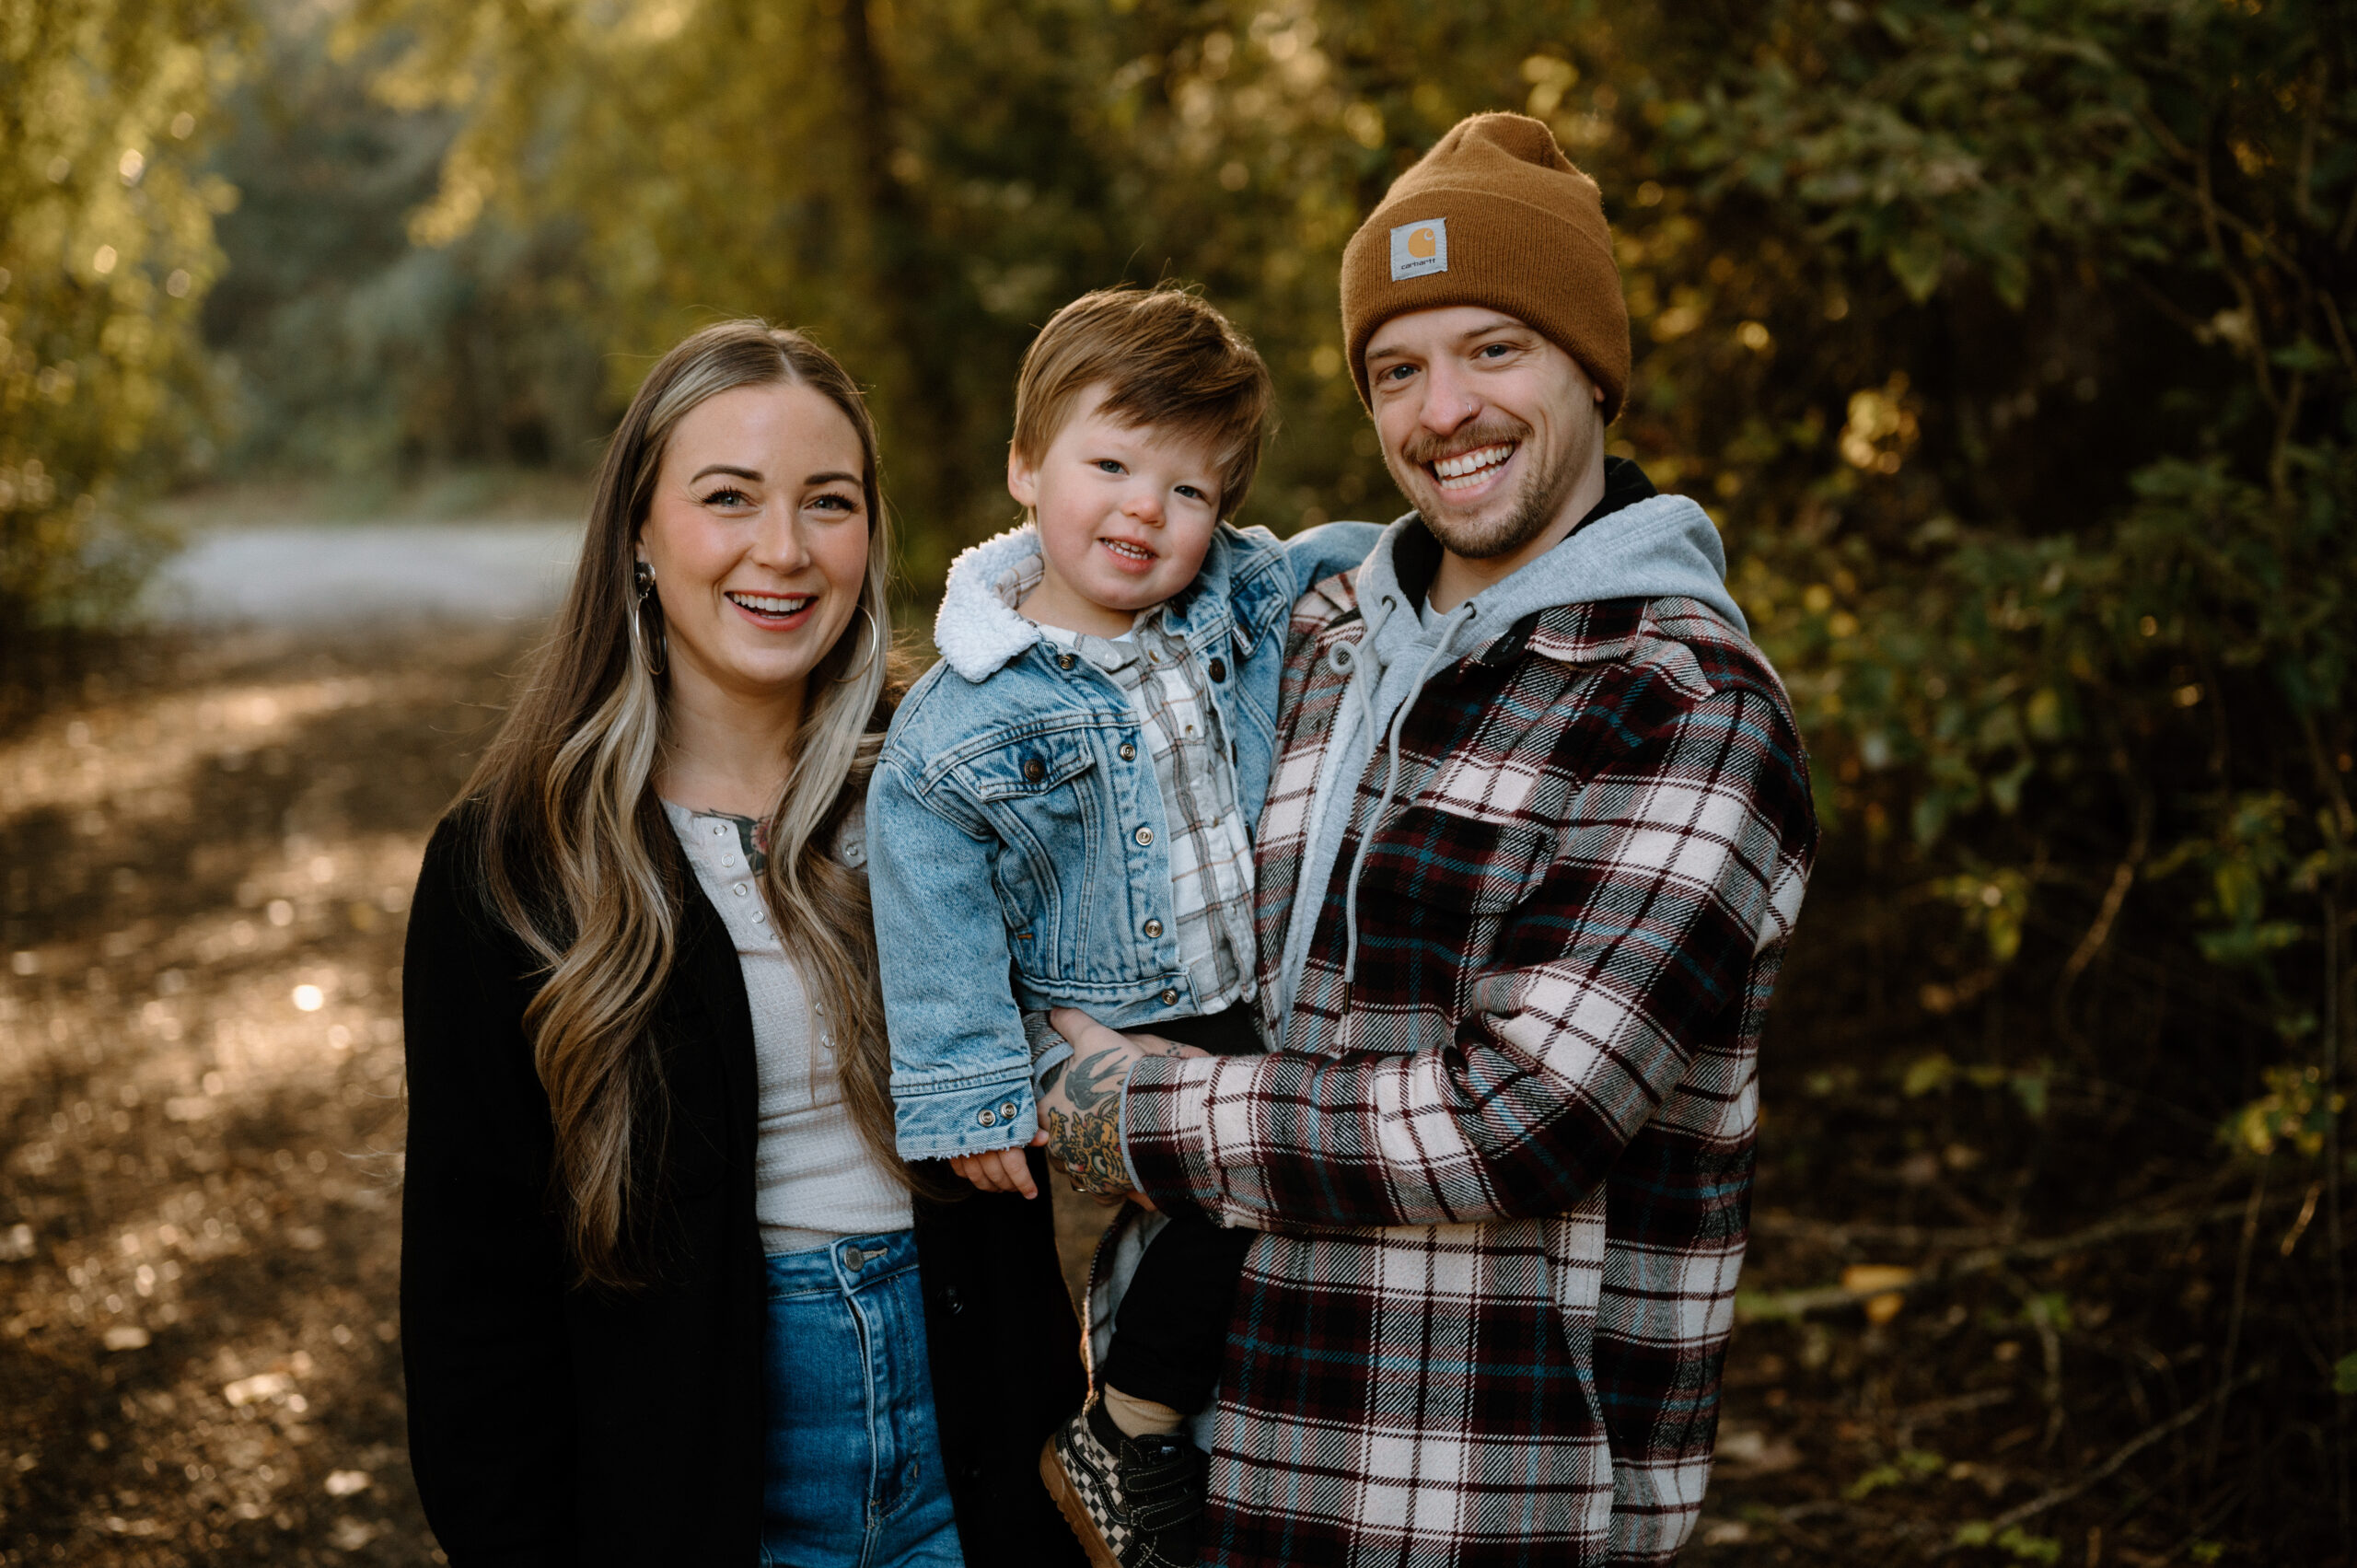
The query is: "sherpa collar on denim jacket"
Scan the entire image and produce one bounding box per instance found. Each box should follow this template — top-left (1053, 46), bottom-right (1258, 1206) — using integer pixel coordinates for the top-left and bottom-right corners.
top-left (931, 521), bottom-right (1256, 683)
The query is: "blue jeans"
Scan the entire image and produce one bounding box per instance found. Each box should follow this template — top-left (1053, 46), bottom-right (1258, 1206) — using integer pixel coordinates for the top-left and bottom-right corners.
top-left (761, 1232), bottom-right (964, 1568)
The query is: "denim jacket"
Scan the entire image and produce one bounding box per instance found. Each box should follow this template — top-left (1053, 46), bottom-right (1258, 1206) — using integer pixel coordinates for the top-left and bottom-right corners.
top-left (869, 518), bottom-right (1379, 1159)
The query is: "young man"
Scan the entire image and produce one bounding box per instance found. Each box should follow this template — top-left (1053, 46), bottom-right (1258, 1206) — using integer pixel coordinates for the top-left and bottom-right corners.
top-left (1039, 114), bottom-right (1818, 1564)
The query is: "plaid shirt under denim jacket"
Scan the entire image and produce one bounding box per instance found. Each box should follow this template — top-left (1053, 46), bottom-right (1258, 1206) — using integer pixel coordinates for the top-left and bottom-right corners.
top-left (870, 518), bottom-right (1379, 1160)
top-left (1120, 483), bottom-right (1818, 1566)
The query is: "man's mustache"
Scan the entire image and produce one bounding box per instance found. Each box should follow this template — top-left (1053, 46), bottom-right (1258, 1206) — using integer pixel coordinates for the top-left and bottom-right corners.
top-left (1395, 415), bottom-right (1534, 470)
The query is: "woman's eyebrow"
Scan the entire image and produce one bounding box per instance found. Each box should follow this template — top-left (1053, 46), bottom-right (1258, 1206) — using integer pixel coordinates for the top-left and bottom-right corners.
top-left (804, 470), bottom-right (861, 487)
top-left (691, 463), bottom-right (762, 482)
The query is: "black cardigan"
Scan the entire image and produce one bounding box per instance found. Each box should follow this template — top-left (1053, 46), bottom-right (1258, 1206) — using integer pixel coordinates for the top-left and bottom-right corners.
top-left (400, 810), bottom-right (1088, 1566)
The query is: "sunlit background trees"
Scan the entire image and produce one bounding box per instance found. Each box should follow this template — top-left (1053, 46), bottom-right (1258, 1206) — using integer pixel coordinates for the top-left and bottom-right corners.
top-left (4, 0), bottom-right (2353, 1559)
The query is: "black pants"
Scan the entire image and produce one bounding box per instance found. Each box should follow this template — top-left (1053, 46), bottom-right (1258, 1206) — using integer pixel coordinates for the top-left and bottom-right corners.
top-left (1096, 1005), bottom-right (1260, 1415)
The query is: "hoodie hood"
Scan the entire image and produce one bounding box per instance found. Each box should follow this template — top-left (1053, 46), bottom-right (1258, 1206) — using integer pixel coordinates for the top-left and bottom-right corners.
top-left (1354, 489), bottom-right (1747, 661)
top-left (932, 524), bottom-right (1046, 682)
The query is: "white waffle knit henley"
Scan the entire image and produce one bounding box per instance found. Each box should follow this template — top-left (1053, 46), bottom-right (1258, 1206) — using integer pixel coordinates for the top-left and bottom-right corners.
top-left (663, 799), bottom-right (910, 1254)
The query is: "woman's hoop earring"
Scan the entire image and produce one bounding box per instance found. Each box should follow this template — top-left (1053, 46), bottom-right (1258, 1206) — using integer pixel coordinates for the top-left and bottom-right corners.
top-left (833, 604), bottom-right (881, 684)
top-left (631, 560), bottom-right (668, 678)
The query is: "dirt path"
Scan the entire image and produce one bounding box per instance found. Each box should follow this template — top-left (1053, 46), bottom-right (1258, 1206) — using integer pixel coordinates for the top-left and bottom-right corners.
top-left (141, 524), bottom-right (581, 627)
top-left (0, 628), bottom-right (531, 1563)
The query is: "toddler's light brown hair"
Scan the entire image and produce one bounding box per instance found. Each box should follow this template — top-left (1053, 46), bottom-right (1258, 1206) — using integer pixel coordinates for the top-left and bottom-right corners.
top-left (1012, 285), bottom-right (1273, 519)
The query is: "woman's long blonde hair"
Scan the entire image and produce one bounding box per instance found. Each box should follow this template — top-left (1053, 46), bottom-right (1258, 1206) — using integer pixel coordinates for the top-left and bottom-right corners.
top-left (459, 319), bottom-right (906, 1289)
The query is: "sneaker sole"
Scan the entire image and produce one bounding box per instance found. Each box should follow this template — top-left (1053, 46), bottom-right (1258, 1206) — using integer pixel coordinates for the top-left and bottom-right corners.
top-left (1039, 1435), bottom-right (1123, 1568)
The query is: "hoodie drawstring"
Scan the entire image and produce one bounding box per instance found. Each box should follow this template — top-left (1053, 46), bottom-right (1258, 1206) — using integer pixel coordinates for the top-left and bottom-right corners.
top-left (1338, 596), bottom-right (1479, 993)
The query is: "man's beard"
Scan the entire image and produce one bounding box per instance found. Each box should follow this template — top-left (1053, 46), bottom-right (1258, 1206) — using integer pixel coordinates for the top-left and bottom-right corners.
top-left (1392, 412), bottom-right (1589, 562)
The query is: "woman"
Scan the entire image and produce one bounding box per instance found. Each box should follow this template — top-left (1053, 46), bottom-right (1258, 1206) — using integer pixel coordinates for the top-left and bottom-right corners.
top-left (399, 320), bottom-right (1086, 1566)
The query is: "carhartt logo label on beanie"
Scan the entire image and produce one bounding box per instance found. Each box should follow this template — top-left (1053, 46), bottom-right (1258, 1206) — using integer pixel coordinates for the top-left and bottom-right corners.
top-left (1388, 217), bottom-right (1447, 281)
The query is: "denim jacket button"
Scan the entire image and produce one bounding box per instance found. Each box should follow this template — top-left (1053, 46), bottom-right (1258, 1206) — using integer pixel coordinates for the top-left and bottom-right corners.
top-left (1119, 743), bottom-right (1137, 761)
top-left (978, 1108), bottom-right (997, 1127)
top-left (1143, 919), bottom-right (1162, 938)
top-left (1134, 826), bottom-right (1154, 846)
top-left (999, 1100), bottom-right (1019, 1121)
top-left (1160, 988), bottom-right (1178, 1006)
top-left (1208, 656), bottom-right (1227, 682)
top-left (1023, 757), bottom-right (1046, 783)
top-left (1057, 653), bottom-right (1076, 670)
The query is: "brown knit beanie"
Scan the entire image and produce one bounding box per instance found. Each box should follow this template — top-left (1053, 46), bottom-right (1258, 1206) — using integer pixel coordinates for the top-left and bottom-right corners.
top-left (1340, 112), bottom-right (1630, 421)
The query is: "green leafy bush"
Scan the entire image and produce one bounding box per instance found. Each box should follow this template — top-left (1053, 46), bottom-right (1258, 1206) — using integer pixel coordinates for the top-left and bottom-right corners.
top-left (0, 0), bottom-right (243, 636)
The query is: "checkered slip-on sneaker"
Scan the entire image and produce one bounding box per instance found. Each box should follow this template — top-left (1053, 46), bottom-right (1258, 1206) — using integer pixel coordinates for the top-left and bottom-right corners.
top-left (1039, 1399), bottom-right (1206, 1568)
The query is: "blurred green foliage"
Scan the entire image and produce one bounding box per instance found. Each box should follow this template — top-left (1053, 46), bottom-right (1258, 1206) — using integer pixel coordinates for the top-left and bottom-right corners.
top-left (12, 0), bottom-right (2354, 1277)
top-left (197, 0), bottom-right (607, 475)
top-left (13, 0), bottom-right (2350, 1164)
top-left (0, 0), bottom-right (242, 633)
top-left (334, 0), bottom-right (2351, 1161)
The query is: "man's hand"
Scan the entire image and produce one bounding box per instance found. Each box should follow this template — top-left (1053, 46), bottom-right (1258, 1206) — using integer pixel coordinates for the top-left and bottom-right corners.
top-left (948, 1137), bottom-right (1046, 1199)
top-left (1037, 1007), bottom-right (1203, 1199)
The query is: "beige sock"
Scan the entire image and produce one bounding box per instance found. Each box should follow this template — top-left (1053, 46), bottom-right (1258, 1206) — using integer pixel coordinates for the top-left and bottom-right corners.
top-left (1101, 1385), bottom-right (1185, 1438)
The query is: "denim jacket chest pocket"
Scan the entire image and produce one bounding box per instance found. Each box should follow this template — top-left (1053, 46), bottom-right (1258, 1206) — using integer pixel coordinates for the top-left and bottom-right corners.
top-left (950, 726), bottom-right (1150, 987)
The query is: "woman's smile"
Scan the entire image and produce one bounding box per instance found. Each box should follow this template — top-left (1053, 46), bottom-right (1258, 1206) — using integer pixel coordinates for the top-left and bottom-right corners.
top-left (724, 587), bottom-right (820, 628)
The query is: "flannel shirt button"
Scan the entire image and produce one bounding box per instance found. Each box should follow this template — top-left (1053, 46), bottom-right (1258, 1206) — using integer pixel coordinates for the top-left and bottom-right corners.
top-left (1119, 742), bottom-right (1137, 761)
top-left (1160, 988), bottom-right (1178, 1005)
top-left (1134, 825), bottom-right (1154, 846)
top-left (1208, 656), bottom-right (1227, 682)
top-left (1144, 919), bottom-right (1162, 938)
top-left (1023, 757), bottom-right (1046, 783)
top-left (978, 1108), bottom-right (997, 1128)
top-left (999, 1099), bottom-right (1019, 1121)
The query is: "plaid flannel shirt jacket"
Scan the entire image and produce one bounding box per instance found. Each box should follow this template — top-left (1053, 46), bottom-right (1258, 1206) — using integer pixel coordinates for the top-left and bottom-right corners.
top-left (1122, 545), bottom-right (1817, 1566)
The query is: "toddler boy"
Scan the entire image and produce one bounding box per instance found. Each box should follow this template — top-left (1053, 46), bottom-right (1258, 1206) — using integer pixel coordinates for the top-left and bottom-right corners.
top-left (867, 285), bottom-right (1374, 1568)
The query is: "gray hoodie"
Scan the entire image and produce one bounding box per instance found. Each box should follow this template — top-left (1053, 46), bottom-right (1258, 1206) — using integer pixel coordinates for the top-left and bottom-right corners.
top-left (1270, 470), bottom-right (1750, 1043)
